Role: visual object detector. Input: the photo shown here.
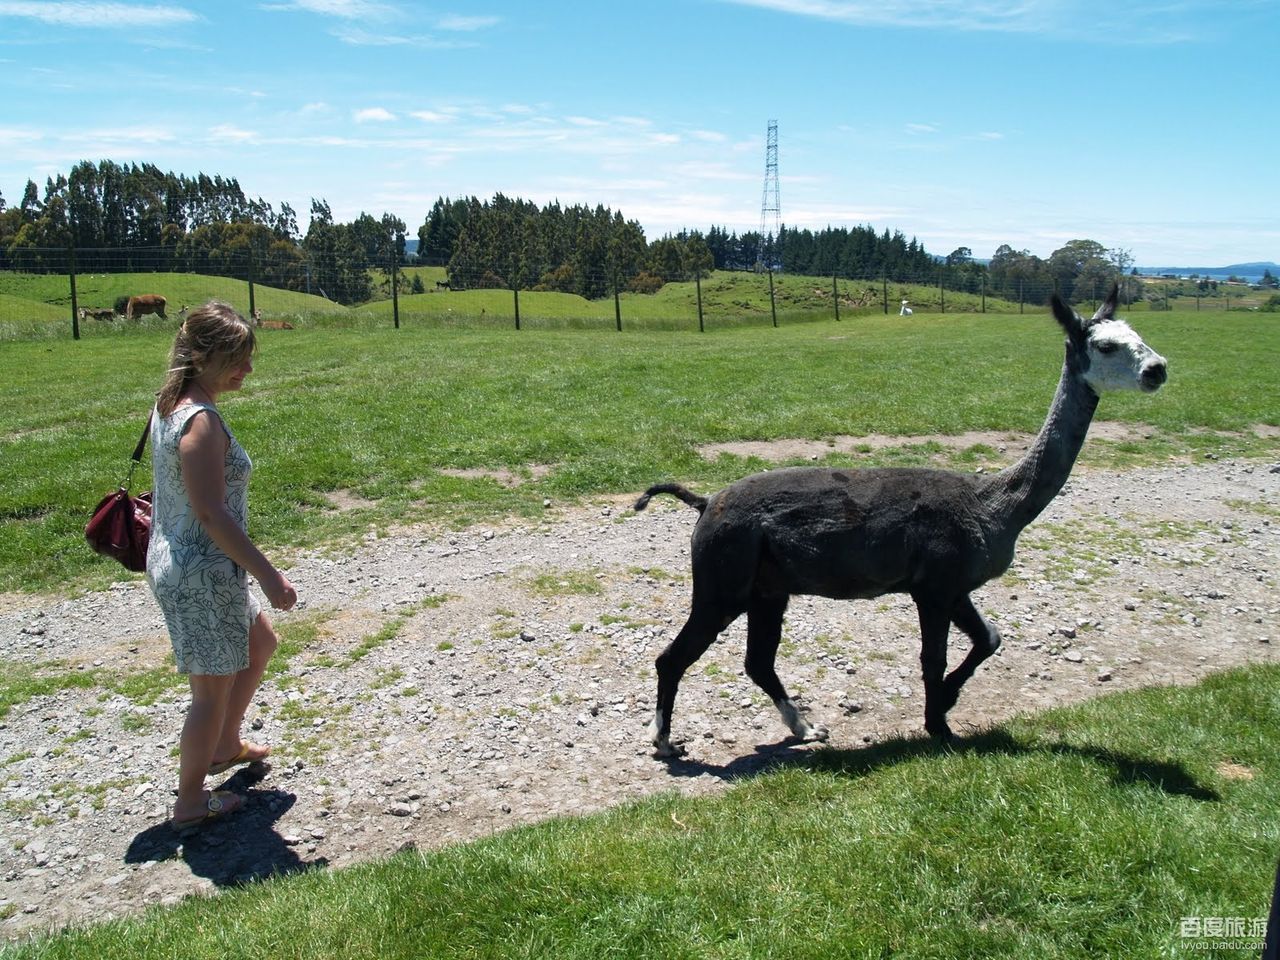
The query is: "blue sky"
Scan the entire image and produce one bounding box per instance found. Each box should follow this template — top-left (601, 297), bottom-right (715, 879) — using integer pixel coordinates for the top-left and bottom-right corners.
top-left (0, 0), bottom-right (1274, 266)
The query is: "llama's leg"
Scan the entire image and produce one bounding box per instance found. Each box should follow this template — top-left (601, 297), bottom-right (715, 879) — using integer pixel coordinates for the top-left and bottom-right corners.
top-left (651, 607), bottom-right (725, 757)
top-left (941, 595), bottom-right (1002, 711)
top-left (914, 597), bottom-right (955, 742)
top-left (744, 592), bottom-right (827, 743)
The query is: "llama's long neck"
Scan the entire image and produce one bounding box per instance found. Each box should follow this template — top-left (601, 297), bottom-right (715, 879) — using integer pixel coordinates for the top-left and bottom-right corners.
top-left (984, 354), bottom-right (1099, 536)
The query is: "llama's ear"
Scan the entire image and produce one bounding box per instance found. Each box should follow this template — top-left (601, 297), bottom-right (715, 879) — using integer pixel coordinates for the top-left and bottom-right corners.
top-left (1051, 293), bottom-right (1085, 334)
top-left (1090, 282), bottom-right (1120, 322)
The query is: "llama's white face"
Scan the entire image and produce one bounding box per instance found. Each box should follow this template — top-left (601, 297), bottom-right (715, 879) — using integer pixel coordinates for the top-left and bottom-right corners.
top-left (1083, 319), bottom-right (1168, 393)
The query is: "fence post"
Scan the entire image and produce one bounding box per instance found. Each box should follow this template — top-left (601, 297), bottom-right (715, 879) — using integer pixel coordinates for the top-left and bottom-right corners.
top-left (768, 269), bottom-right (777, 327)
top-left (696, 271), bottom-right (704, 332)
top-left (1019, 279), bottom-right (1024, 314)
top-left (391, 254), bottom-right (400, 329)
top-left (514, 287), bottom-right (521, 330)
top-left (832, 273), bottom-right (840, 322)
top-left (68, 242), bottom-right (81, 341)
top-left (614, 272), bottom-right (622, 332)
top-left (938, 271), bottom-right (945, 314)
top-left (247, 250), bottom-right (256, 321)
top-left (882, 275), bottom-right (888, 314)
top-left (981, 274), bottom-right (986, 314)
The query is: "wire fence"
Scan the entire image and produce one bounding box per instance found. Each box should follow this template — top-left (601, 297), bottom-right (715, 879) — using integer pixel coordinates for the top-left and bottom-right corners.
top-left (1, 245), bottom-right (1270, 341)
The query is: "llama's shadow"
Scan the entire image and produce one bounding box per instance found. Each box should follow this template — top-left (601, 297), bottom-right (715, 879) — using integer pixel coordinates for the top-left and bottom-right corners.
top-left (807, 728), bottom-right (1220, 802)
top-left (124, 763), bottom-right (329, 887)
top-left (661, 727), bottom-right (1218, 802)
top-left (659, 737), bottom-right (824, 782)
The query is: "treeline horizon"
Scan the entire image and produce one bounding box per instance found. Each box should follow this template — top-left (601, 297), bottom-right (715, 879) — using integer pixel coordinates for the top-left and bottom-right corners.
top-left (1, 160), bottom-right (1143, 306)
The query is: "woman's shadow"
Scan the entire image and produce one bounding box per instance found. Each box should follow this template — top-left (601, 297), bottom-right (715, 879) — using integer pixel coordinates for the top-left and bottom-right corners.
top-left (123, 763), bottom-right (328, 887)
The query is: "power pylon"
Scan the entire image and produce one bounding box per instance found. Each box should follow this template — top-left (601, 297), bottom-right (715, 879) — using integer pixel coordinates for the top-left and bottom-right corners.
top-left (758, 119), bottom-right (780, 270)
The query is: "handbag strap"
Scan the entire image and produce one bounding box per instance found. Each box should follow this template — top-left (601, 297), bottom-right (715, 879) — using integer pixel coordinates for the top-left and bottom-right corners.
top-left (122, 413), bottom-right (152, 490)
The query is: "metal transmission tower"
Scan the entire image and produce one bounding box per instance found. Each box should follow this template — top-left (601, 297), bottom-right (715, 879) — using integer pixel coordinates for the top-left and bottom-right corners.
top-left (758, 119), bottom-right (780, 270)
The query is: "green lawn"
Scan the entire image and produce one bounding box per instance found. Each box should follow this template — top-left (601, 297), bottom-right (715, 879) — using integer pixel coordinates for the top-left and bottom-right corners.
top-left (2, 307), bottom-right (1277, 595)
top-left (0, 269), bottom-right (1063, 341)
top-left (6, 664), bottom-right (1277, 958)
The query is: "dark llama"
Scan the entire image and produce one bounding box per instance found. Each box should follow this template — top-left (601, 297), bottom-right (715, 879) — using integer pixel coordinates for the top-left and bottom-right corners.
top-left (634, 284), bottom-right (1168, 757)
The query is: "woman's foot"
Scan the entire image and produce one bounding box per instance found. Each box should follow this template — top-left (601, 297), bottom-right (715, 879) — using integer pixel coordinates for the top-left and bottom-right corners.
top-left (170, 789), bottom-right (244, 831)
top-left (209, 740), bottom-right (271, 775)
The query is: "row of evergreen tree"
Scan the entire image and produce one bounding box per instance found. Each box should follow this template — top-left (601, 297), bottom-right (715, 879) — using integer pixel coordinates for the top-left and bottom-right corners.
top-left (1, 160), bottom-right (1130, 306)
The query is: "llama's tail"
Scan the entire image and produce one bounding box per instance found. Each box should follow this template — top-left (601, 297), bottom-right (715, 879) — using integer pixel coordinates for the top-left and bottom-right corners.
top-left (634, 483), bottom-right (708, 514)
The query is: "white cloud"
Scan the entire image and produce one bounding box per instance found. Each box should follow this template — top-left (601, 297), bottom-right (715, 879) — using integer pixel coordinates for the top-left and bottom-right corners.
top-left (354, 107), bottom-right (396, 123)
top-left (905, 122), bottom-right (938, 134)
top-left (435, 14), bottom-right (499, 31)
top-left (0, 127), bottom-right (41, 145)
top-left (410, 110), bottom-right (456, 123)
top-left (713, 0), bottom-right (1219, 43)
top-left (692, 130), bottom-right (729, 143)
top-left (565, 116), bottom-right (606, 127)
top-left (0, 1), bottom-right (198, 28)
top-left (66, 125), bottom-right (176, 143)
top-left (330, 25), bottom-right (474, 48)
top-left (208, 123), bottom-right (257, 143)
top-left (260, 0), bottom-right (393, 19)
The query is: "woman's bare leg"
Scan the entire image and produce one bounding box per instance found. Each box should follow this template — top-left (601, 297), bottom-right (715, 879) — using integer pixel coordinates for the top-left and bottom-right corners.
top-left (174, 672), bottom-right (236, 821)
top-left (213, 611), bottom-right (279, 763)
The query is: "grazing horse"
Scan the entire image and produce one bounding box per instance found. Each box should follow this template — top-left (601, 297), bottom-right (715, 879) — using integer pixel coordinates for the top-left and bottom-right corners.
top-left (115, 294), bottom-right (168, 320)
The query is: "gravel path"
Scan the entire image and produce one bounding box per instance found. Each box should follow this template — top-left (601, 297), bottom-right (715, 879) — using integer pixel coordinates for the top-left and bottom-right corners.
top-left (1, 457), bottom-right (1277, 942)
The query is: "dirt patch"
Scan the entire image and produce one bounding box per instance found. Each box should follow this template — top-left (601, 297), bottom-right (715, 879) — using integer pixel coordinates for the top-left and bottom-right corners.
top-left (1216, 762), bottom-right (1256, 781)
top-left (696, 421), bottom-right (1158, 464)
top-left (321, 489), bottom-right (381, 513)
top-left (438, 464), bottom-right (553, 488)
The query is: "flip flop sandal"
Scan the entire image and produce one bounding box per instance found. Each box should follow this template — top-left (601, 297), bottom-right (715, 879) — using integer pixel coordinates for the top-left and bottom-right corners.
top-left (170, 790), bottom-right (243, 834)
top-left (208, 741), bottom-right (270, 775)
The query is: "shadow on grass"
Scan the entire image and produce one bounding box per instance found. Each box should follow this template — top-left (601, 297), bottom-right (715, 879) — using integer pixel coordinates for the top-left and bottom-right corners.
top-left (659, 724), bottom-right (1219, 803)
top-left (807, 727), bottom-right (1220, 802)
top-left (123, 763), bottom-right (329, 887)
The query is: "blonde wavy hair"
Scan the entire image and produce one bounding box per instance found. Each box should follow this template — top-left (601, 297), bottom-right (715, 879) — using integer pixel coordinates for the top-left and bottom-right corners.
top-left (156, 301), bottom-right (256, 416)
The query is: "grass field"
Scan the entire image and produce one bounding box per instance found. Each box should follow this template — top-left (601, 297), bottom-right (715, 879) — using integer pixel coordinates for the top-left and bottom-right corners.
top-left (5, 664), bottom-right (1277, 958)
top-left (3, 273), bottom-right (1278, 957)
top-left (2, 304), bottom-right (1277, 595)
top-left (0, 268), bottom-right (1090, 342)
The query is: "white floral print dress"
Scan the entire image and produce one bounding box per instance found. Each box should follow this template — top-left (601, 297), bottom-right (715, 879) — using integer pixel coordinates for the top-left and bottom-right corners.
top-left (145, 402), bottom-right (261, 675)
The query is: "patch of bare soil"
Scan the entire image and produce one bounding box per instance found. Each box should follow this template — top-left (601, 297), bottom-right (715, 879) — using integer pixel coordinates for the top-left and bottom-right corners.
top-left (696, 421), bottom-right (1156, 463)
top-left (0, 457), bottom-right (1277, 942)
top-left (437, 464), bottom-right (553, 488)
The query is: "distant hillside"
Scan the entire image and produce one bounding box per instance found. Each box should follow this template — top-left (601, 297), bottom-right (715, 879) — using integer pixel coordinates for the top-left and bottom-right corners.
top-left (1139, 261), bottom-right (1277, 282)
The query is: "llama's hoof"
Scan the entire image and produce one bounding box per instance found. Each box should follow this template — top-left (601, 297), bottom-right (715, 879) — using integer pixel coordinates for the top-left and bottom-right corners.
top-left (803, 724), bottom-right (830, 744)
top-left (929, 729), bottom-right (962, 750)
top-left (926, 722), bottom-right (956, 745)
top-left (652, 739), bottom-right (686, 759)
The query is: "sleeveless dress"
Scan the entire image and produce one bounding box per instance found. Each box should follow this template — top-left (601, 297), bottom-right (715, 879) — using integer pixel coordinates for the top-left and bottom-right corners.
top-left (145, 402), bottom-right (261, 675)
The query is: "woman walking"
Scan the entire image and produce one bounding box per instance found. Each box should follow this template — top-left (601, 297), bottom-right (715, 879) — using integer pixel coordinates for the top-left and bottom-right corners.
top-left (146, 301), bottom-right (297, 830)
